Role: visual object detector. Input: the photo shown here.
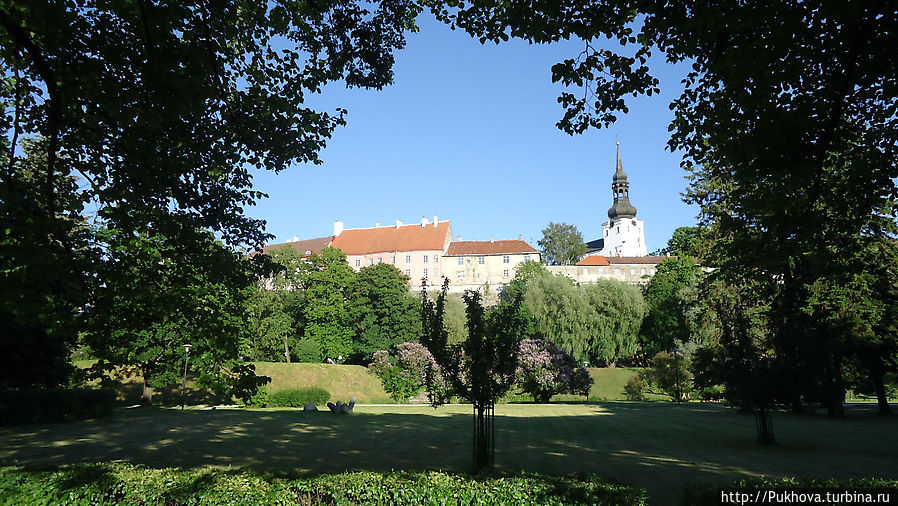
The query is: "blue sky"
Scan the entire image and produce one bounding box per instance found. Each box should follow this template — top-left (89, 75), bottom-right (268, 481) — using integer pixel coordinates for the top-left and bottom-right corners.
top-left (248, 15), bottom-right (698, 254)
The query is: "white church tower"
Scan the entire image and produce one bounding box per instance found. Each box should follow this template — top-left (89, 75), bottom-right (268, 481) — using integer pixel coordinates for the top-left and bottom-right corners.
top-left (598, 143), bottom-right (647, 257)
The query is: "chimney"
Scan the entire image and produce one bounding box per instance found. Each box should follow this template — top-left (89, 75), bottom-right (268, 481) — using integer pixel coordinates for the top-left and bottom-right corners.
top-left (334, 220), bottom-right (344, 236)
top-left (490, 236), bottom-right (495, 244)
top-left (375, 222), bottom-right (380, 228)
top-left (457, 235), bottom-right (462, 241)
top-left (395, 219), bottom-right (403, 229)
top-left (433, 215), bottom-right (438, 227)
top-left (293, 236), bottom-right (300, 242)
top-left (421, 216), bottom-right (429, 227)
top-left (518, 234), bottom-right (523, 241)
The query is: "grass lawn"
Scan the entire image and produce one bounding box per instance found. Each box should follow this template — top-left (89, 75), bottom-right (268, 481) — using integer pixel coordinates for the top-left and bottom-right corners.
top-left (2, 403), bottom-right (896, 504)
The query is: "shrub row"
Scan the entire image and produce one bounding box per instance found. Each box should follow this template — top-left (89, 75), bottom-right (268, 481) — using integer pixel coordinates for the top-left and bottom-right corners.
top-left (680, 477), bottom-right (898, 505)
top-left (0, 388), bottom-right (116, 426)
top-left (243, 386), bottom-right (331, 408)
top-left (0, 463), bottom-right (647, 505)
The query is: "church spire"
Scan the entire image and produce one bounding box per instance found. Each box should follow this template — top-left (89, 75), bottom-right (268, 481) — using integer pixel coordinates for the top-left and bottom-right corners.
top-left (607, 142), bottom-right (638, 220)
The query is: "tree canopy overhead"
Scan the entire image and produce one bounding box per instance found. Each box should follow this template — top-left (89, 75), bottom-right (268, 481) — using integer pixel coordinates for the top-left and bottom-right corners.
top-left (1, 0), bottom-right (420, 247)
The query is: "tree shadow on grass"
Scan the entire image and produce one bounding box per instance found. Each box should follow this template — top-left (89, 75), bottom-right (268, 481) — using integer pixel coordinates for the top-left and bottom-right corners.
top-left (1, 403), bottom-right (896, 505)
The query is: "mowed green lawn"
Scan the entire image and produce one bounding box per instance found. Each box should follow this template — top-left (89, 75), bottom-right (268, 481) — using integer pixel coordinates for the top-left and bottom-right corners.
top-left (2, 403), bottom-right (896, 504)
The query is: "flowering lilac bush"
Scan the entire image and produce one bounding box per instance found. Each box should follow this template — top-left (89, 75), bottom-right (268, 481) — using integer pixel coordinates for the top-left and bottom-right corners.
top-left (367, 343), bottom-right (448, 403)
top-left (515, 338), bottom-right (593, 403)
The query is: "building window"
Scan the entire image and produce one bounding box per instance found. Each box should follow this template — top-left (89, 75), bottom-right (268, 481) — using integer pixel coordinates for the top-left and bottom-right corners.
top-left (477, 272), bottom-right (482, 279)
top-left (614, 268), bottom-right (621, 275)
top-left (524, 255), bottom-right (530, 262)
top-left (458, 257), bottom-right (464, 266)
top-left (423, 268), bottom-right (428, 278)
top-left (599, 267), bottom-right (605, 274)
top-left (630, 268), bottom-right (636, 275)
top-left (406, 255), bottom-right (411, 263)
top-left (478, 256), bottom-right (485, 264)
top-left (503, 255), bottom-right (510, 263)
top-left (583, 268), bottom-right (588, 275)
top-left (405, 269), bottom-right (411, 276)
top-left (378, 257), bottom-right (383, 264)
top-left (369, 259), bottom-right (374, 266)
top-left (355, 259), bottom-right (361, 267)
top-left (391, 256), bottom-right (396, 263)
top-left (423, 254), bottom-right (429, 263)
top-left (457, 271), bottom-right (464, 279)
top-left (434, 255), bottom-right (439, 263)
top-left (641, 268), bottom-right (647, 275)
top-left (503, 269), bottom-right (510, 278)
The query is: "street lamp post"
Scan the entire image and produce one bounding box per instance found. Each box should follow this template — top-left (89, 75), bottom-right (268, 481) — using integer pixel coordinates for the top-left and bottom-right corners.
top-left (672, 346), bottom-right (681, 405)
top-left (181, 344), bottom-right (192, 411)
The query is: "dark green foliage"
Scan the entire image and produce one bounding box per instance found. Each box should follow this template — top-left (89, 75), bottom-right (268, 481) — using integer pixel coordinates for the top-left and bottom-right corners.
top-left (654, 227), bottom-right (712, 261)
top-left (227, 363), bottom-right (271, 406)
top-left (269, 387), bottom-right (330, 408)
top-left (643, 352), bottom-right (693, 402)
top-left (0, 463), bottom-right (647, 505)
top-left (696, 386), bottom-right (723, 402)
top-left (292, 338), bottom-right (323, 363)
top-left (1, 0), bottom-right (419, 392)
top-left (0, 388), bottom-right (115, 426)
top-left (301, 248), bottom-right (356, 361)
top-left (639, 256), bottom-right (702, 362)
top-left (242, 385), bottom-right (270, 408)
top-left (349, 263), bottom-right (421, 362)
top-left (624, 374), bottom-right (646, 401)
top-left (537, 222), bottom-right (586, 266)
top-left (0, 139), bottom-right (90, 389)
top-left (85, 219), bottom-right (257, 406)
top-left (680, 478), bottom-right (898, 506)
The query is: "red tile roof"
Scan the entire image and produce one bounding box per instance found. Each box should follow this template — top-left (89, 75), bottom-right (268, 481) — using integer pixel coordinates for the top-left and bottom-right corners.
top-left (260, 236), bottom-right (333, 257)
top-left (576, 255), bottom-right (611, 266)
top-left (606, 256), bottom-right (672, 264)
top-left (446, 240), bottom-right (538, 256)
top-left (331, 221), bottom-right (451, 255)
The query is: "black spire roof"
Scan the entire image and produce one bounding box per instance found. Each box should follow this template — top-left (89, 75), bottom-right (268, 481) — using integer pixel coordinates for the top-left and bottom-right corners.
top-left (607, 142), bottom-right (638, 220)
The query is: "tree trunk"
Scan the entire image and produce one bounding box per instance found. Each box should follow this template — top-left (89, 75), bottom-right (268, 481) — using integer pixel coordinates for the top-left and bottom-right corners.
top-left (755, 405), bottom-right (775, 445)
top-left (141, 381), bottom-right (154, 407)
top-left (472, 402), bottom-right (494, 473)
top-left (872, 373), bottom-right (892, 415)
top-left (283, 336), bottom-right (291, 363)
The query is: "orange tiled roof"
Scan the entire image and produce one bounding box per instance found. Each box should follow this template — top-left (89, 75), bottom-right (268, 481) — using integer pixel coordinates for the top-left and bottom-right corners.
top-left (447, 240), bottom-right (538, 256)
top-left (331, 221), bottom-right (451, 255)
top-left (606, 256), bottom-right (671, 264)
top-left (576, 255), bottom-right (611, 266)
top-left (260, 236), bottom-right (333, 257)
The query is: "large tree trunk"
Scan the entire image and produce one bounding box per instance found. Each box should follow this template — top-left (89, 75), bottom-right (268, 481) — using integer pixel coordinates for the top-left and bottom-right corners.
top-left (283, 336), bottom-right (291, 363)
top-left (141, 381), bottom-right (154, 406)
top-left (872, 373), bottom-right (892, 415)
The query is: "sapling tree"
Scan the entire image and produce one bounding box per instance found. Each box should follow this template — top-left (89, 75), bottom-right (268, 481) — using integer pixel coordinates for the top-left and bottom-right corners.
top-left (420, 279), bottom-right (527, 472)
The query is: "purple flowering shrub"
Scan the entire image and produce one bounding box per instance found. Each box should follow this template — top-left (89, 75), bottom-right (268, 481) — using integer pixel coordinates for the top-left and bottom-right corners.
top-left (368, 343), bottom-right (448, 403)
top-left (515, 338), bottom-right (593, 403)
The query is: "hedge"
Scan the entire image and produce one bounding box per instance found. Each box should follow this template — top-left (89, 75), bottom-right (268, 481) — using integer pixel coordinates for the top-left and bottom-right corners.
top-left (680, 477), bottom-right (898, 505)
top-left (0, 388), bottom-right (116, 426)
top-left (269, 387), bottom-right (331, 408)
top-left (0, 463), bottom-right (646, 505)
